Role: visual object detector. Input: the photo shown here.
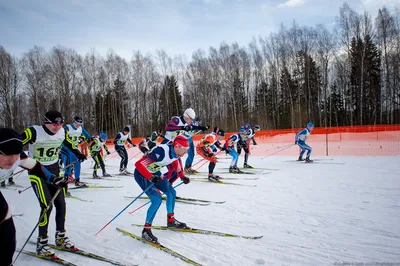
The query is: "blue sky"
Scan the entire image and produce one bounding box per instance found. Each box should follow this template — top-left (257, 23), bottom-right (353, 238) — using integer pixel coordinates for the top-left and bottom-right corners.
top-left (0, 0), bottom-right (398, 59)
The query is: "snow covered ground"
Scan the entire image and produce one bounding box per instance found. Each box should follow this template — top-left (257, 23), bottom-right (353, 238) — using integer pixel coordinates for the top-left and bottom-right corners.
top-left (3, 152), bottom-right (400, 266)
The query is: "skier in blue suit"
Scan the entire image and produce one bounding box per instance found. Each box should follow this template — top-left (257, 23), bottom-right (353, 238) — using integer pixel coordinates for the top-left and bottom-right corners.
top-left (295, 122), bottom-right (314, 163)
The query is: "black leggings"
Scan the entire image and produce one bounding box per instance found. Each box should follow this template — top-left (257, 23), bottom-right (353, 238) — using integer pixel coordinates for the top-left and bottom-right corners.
top-left (115, 145), bottom-right (128, 169)
top-left (91, 151), bottom-right (106, 173)
top-left (0, 192), bottom-right (16, 266)
top-left (29, 163), bottom-right (66, 238)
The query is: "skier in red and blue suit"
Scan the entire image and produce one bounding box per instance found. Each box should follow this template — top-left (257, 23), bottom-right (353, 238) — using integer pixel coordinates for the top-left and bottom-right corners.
top-left (134, 135), bottom-right (191, 244)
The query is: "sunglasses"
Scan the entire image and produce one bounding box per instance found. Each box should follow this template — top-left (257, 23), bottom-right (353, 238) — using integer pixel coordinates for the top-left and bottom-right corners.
top-left (45, 116), bottom-right (64, 125)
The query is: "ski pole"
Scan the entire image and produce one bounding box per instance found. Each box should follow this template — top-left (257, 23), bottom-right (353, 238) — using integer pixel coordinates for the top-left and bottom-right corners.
top-left (18, 186), bottom-right (31, 194)
top-left (260, 144), bottom-right (294, 160)
top-left (95, 184), bottom-right (155, 236)
top-left (128, 182), bottom-right (184, 215)
top-left (10, 169), bottom-right (25, 178)
top-left (13, 187), bottom-right (63, 264)
top-left (128, 151), bottom-right (142, 162)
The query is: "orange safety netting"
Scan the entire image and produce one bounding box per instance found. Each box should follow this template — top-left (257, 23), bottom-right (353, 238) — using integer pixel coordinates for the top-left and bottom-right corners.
top-left (100, 125), bottom-right (400, 157)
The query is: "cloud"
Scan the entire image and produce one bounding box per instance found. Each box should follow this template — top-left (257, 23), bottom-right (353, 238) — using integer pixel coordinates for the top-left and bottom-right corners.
top-left (277, 0), bottom-right (306, 8)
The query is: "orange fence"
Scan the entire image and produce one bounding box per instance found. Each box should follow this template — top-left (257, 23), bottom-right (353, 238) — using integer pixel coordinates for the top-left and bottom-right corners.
top-left (99, 125), bottom-right (400, 157)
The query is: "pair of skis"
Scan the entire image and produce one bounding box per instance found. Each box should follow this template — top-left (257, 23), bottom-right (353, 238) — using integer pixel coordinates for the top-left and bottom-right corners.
top-left (20, 241), bottom-right (135, 266)
top-left (117, 225), bottom-right (263, 266)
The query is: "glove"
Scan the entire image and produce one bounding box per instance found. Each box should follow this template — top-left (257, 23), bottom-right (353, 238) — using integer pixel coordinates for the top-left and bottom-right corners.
top-left (295, 140), bottom-right (298, 145)
top-left (220, 145), bottom-right (226, 151)
top-left (181, 176), bottom-right (190, 184)
top-left (132, 143), bottom-right (137, 147)
top-left (150, 174), bottom-right (162, 184)
top-left (77, 152), bottom-right (86, 162)
top-left (106, 151), bottom-right (111, 155)
top-left (51, 175), bottom-right (69, 187)
top-left (184, 125), bottom-right (192, 131)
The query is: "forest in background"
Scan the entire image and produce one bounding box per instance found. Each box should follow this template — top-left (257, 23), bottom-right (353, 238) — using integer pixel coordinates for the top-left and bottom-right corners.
top-left (1, 3), bottom-right (399, 137)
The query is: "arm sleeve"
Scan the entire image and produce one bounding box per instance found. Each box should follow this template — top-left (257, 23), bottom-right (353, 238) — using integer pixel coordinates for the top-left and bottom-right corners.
top-left (103, 143), bottom-right (109, 152)
top-left (127, 137), bottom-right (134, 146)
top-left (174, 159), bottom-right (185, 178)
top-left (165, 117), bottom-right (186, 131)
top-left (19, 152), bottom-right (51, 181)
top-left (82, 128), bottom-right (91, 142)
top-left (21, 127), bottom-right (36, 146)
top-left (113, 133), bottom-right (121, 145)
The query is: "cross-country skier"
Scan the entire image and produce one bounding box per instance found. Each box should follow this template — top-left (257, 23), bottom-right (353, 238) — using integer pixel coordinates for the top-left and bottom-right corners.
top-left (60, 116), bottom-right (91, 186)
top-left (21, 110), bottom-right (86, 255)
top-left (196, 127), bottom-right (226, 181)
top-left (114, 127), bottom-right (136, 174)
top-left (134, 135), bottom-right (191, 244)
top-left (89, 132), bottom-right (111, 178)
top-left (0, 128), bottom-right (70, 262)
top-left (295, 122), bottom-right (314, 163)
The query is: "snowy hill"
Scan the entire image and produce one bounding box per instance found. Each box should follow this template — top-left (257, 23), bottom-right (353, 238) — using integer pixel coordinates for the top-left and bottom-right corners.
top-left (3, 153), bottom-right (400, 266)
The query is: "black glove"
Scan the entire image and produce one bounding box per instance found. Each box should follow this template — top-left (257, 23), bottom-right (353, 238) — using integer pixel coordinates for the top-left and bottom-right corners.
top-left (51, 175), bottom-right (69, 187)
top-left (220, 145), bottom-right (226, 151)
top-left (150, 174), bottom-right (162, 184)
top-left (77, 152), bottom-right (86, 162)
top-left (106, 151), bottom-right (111, 155)
top-left (295, 140), bottom-right (298, 144)
top-left (181, 176), bottom-right (190, 184)
top-left (132, 143), bottom-right (137, 147)
top-left (184, 125), bottom-right (192, 131)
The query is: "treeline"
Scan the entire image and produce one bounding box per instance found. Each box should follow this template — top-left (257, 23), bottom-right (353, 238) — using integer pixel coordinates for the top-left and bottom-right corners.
top-left (0, 2), bottom-right (399, 137)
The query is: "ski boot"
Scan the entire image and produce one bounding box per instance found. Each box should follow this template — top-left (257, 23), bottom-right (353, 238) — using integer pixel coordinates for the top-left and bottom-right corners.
top-left (208, 174), bottom-right (220, 182)
top-left (103, 172), bottom-right (112, 177)
top-left (1, 180), bottom-right (6, 188)
top-left (67, 174), bottom-right (75, 184)
top-left (74, 180), bottom-right (87, 188)
top-left (142, 227), bottom-right (159, 244)
top-left (119, 168), bottom-right (127, 175)
top-left (297, 156), bottom-right (304, 161)
top-left (8, 177), bottom-right (15, 185)
top-left (243, 163), bottom-right (253, 169)
top-left (184, 168), bottom-right (195, 175)
top-left (305, 157), bottom-right (313, 163)
top-left (36, 236), bottom-right (55, 256)
top-left (93, 171), bottom-right (101, 179)
top-left (55, 231), bottom-right (77, 250)
top-left (229, 166), bottom-right (243, 173)
top-left (167, 213), bottom-right (188, 228)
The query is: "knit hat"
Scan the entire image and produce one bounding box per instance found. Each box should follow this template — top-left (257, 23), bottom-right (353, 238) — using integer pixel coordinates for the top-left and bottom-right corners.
top-left (0, 128), bottom-right (23, 155)
top-left (44, 110), bottom-right (64, 124)
top-left (173, 135), bottom-right (189, 149)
